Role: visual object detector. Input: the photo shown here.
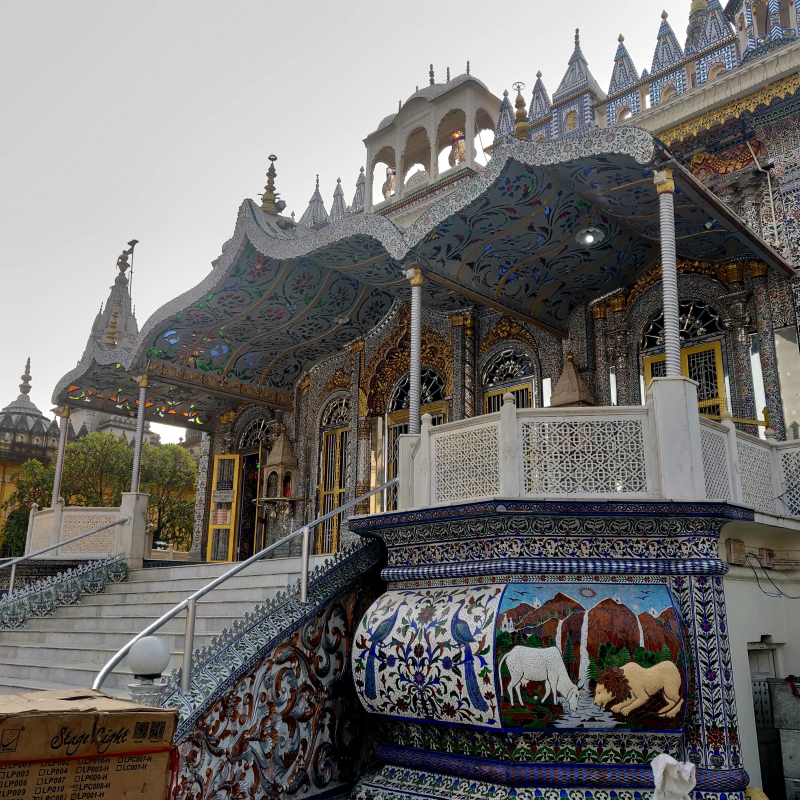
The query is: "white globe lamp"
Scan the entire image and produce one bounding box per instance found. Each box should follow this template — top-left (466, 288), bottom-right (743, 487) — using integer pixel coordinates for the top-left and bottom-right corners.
top-left (127, 636), bottom-right (171, 683)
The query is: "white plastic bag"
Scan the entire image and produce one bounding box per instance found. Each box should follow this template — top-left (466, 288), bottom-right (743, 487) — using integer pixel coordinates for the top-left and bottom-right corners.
top-left (651, 753), bottom-right (697, 800)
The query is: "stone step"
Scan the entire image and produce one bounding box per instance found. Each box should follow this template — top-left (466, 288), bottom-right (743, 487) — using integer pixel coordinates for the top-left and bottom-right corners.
top-left (0, 676), bottom-right (130, 698)
top-left (5, 642), bottom-right (188, 668)
top-left (1, 628), bottom-right (223, 648)
top-left (50, 597), bottom-right (275, 618)
top-left (0, 656), bottom-right (134, 691)
top-left (9, 614), bottom-right (240, 634)
top-left (79, 584), bottom-right (285, 606)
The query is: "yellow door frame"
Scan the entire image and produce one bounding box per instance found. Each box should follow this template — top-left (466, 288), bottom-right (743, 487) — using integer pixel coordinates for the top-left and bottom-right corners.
top-left (206, 453), bottom-right (241, 562)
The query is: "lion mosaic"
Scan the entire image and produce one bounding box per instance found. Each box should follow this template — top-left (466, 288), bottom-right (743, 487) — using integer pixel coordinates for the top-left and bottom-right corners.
top-left (593, 661), bottom-right (683, 718)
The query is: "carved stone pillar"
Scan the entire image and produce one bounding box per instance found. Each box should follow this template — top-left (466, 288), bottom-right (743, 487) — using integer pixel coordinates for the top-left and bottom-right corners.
top-left (464, 313), bottom-right (476, 418)
top-left (450, 315), bottom-right (465, 421)
top-left (591, 303), bottom-right (612, 406)
top-left (294, 375), bottom-right (311, 530)
top-left (189, 431), bottom-right (212, 561)
top-left (607, 294), bottom-right (632, 405)
top-left (720, 263), bottom-right (758, 434)
top-left (355, 419), bottom-right (372, 514)
top-left (348, 342), bottom-right (365, 507)
top-left (751, 261), bottom-right (786, 438)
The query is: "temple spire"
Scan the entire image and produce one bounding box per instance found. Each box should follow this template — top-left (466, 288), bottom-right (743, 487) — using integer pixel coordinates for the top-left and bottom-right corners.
top-left (19, 358), bottom-right (31, 397)
top-left (608, 34), bottom-right (639, 95)
top-left (513, 82), bottom-right (530, 141)
top-left (299, 175), bottom-right (329, 229)
top-left (493, 90), bottom-right (515, 145)
top-left (553, 28), bottom-right (606, 104)
top-left (651, 10), bottom-right (684, 75)
top-left (351, 167), bottom-right (366, 213)
top-left (529, 71), bottom-right (552, 123)
top-left (260, 155), bottom-right (279, 214)
top-left (329, 177), bottom-right (346, 221)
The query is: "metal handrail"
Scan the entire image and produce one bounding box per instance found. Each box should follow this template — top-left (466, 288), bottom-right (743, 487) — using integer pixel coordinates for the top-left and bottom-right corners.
top-left (1, 517), bottom-right (130, 598)
top-left (92, 479), bottom-right (398, 693)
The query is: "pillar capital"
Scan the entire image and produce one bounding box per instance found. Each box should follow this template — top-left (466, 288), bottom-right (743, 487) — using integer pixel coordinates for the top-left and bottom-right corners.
top-left (747, 260), bottom-right (769, 280)
top-left (718, 261), bottom-right (746, 287)
top-left (138, 374), bottom-right (149, 389)
top-left (607, 294), bottom-right (627, 314)
top-left (404, 267), bottom-right (423, 287)
top-left (591, 303), bottom-right (607, 320)
top-left (653, 168), bottom-right (675, 194)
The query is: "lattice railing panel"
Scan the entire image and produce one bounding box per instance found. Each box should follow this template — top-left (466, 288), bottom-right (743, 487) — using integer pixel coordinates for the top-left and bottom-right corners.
top-left (59, 512), bottom-right (119, 554)
top-left (738, 441), bottom-right (776, 514)
top-left (30, 513), bottom-right (54, 552)
top-left (433, 424), bottom-right (500, 503)
top-left (521, 419), bottom-right (647, 495)
top-left (700, 425), bottom-right (731, 501)
top-left (779, 448), bottom-right (800, 517)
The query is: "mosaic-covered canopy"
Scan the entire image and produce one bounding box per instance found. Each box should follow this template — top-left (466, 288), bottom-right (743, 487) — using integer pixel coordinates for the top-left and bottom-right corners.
top-left (54, 126), bottom-right (793, 428)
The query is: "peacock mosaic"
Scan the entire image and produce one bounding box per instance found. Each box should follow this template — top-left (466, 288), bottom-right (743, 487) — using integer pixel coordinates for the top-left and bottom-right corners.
top-left (353, 583), bottom-right (686, 734)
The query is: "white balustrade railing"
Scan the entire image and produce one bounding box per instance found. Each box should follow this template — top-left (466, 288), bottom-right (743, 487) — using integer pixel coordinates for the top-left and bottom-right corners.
top-left (26, 502), bottom-right (131, 560)
top-left (398, 381), bottom-right (800, 519)
top-left (406, 393), bottom-right (658, 508)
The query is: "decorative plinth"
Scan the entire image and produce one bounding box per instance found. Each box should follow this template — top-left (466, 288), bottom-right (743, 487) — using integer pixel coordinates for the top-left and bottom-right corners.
top-left (350, 501), bottom-right (749, 794)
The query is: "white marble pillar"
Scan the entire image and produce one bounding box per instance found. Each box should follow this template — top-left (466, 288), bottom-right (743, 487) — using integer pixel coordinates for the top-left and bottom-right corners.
top-left (654, 168), bottom-right (681, 377)
top-left (51, 408), bottom-right (69, 507)
top-left (130, 376), bottom-right (148, 493)
top-left (407, 267), bottom-right (423, 435)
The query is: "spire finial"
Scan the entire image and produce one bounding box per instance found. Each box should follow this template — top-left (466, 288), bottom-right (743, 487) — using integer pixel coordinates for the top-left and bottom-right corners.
top-left (661, 9), bottom-right (668, 18)
top-left (446, 66), bottom-right (450, 82)
top-left (512, 82), bottom-right (530, 141)
top-left (618, 33), bottom-right (625, 43)
top-left (503, 89), bottom-right (509, 97)
top-left (466, 60), bottom-right (470, 75)
top-left (315, 174), bottom-right (320, 191)
top-left (575, 28), bottom-right (581, 51)
top-left (429, 64), bottom-right (434, 85)
top-left (536, 70), bottom-right (542, 79)
top-left (19, 358), bottom-right (31, 396)
top-left (261, 155), bottom-right (278, 213)
top-left (399, 99), bottom-right (402, 111)
top-left (360, 166), bottom-right (365, 173)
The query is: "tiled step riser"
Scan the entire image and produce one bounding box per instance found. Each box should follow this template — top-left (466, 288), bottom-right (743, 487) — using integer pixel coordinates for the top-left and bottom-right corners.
top-left (107, 574), bottom-right (298, 596)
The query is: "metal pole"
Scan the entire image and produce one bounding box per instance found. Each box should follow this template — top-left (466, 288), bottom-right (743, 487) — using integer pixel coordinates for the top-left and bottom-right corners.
top-left (181, 597), bottom-right (197, 695)
top-left (300, 525), bottom-right (310, 603)
top-left (654, 169), bottom-right (681, 378)
top-left (407, 267), bottom-right (423, 435)
top-left (131, 377), bottom-right (148, 494)
top-left (7, 563), bottom-right (16, 597)
top-left (51, 409), bottom-right (69, 507)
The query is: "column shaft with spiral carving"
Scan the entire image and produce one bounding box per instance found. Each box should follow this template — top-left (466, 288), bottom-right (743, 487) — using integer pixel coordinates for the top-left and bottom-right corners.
top-left (464, 314), bottom-right (476, 418)
top-left (654, 169), bottom-right (681, 378)
top-left (592, 304), bottom-right (612, 406)
top-left (751, 261), bottom-right (786, 438)
top-left (407, 268), bottom-right (423, 435)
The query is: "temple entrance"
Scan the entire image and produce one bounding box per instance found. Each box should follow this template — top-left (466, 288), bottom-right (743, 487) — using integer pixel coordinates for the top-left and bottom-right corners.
top-left (236, 452), bottom-right (261, 561)
top-left (318, 396), bottom-right (351, 554)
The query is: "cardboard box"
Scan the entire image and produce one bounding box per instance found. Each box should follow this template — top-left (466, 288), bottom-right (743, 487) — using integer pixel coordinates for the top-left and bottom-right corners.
top-left (0, 689), bottom-right (177, 800)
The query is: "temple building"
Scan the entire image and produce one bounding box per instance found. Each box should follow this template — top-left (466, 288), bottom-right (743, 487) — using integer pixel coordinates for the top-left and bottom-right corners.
top-left (0, 360), bottom-right (62, 536)
top-left (6, 4), bottom-right (800, 799)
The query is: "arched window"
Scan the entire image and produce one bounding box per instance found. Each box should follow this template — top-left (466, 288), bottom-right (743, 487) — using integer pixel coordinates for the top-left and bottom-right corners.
top-left (239, 417), bottom-right (273, 451)
top-left (266, 471), bottom-right (278, 498)
top-left (708, 63), bottom-right (726, 80)
top-left (389, 368), bottom-right (446, 413)
top-left (660, 84), bottom-right (677, 103)
top-left (617, 107), bottom-right (632, 122)
top-left (753, 0), bottom-right (769, 36)
top-left (482, 347), bottom-right (537, 413)
top-left (318, 395), bottom-right (351, 553)
top-left (640, 300), bottom-right (726, 416)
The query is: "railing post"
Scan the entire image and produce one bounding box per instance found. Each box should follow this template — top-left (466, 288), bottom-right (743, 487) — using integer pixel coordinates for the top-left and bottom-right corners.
top-left (499, 392), bottom-right (520, 497)
top-left (300, 525), bottom-right (310, 603)
top-left (8, 563), bottom-right (16, 597)
top-left (51, 407), bottom-right (69, 509)
top-left (181, 597), bottom-right (197, 695)
top-left (414, 413), bottom-right (433, 507)
top-left (720, 411), bottom-right (744, 505)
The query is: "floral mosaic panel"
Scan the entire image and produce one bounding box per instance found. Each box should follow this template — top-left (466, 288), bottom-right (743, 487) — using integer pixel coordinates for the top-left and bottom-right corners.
top-left (353, 586), bottom-right (504, 728)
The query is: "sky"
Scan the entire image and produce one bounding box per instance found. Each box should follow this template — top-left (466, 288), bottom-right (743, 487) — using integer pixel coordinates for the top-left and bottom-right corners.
top-left (0, 0), bottom-right (697, 444)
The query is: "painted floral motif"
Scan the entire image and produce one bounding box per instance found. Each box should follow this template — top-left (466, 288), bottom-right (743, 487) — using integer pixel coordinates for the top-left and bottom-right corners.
top-left (353, 587), bottom-right (503, 727)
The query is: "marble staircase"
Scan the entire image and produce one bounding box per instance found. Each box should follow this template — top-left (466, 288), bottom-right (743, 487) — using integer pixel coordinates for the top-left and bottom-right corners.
top-left (0, 555), bottom-right (324, 696)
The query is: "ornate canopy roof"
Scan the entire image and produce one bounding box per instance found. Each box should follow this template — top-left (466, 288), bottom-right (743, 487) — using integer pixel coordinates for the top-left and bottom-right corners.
top-left (54, 126), bottom-right (793, 430)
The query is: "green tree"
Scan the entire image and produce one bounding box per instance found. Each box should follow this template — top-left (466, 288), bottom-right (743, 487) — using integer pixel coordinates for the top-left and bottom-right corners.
top-left (547, 635), bottom-right (556, 649)
top-left (525, 634), bottom-right (542, 648)
top-left (140, 443), bottom-right (197, 549)
top-left (562, 635), bottom-right (577, 679)
top-left (660, 643), bottom-right (672, 663)
top-left (0, 434), bottom-right (196, 557)
top-left (587, 656), bottom-right (598, 682)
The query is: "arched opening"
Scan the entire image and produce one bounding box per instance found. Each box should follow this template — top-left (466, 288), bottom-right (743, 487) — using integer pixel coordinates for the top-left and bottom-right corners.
top-left (282, 473), bottom-right (292, 498)
top-left (780, 0), bottom-right (791, 29)
top-left (385, 368), bottom-right (448, 509)
top-left (402, 125), bottom-right (432, 182)
top-left (753, 0), bottom-right (769, 37)
top-left (318, 395), bottom-right (350, 553)
top-left (371, 145), bottom-right (396, 206)
top-left (617, 107), bottom-right (632, 122)
top-left (660, 84), bottom-right (677, 103)
top-left (436, 108), bottom-right (468, 173)
top-left (472, 107), bottom-right (496, 167)
top-left (640, 299), bottom-right (727, 415)
top-left (482, 346), bottom-right (538, 413)
top-left (267, 471), bottom-right (278, 498)
top-left (708, 63), bottom-right (726, 80)
top-left (535, 134), bottom-right (547, 142)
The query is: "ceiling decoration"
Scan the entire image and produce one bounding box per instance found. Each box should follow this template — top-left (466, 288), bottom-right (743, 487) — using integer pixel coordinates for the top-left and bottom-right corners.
top-left (54, 127), bottom-right (792, 428)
